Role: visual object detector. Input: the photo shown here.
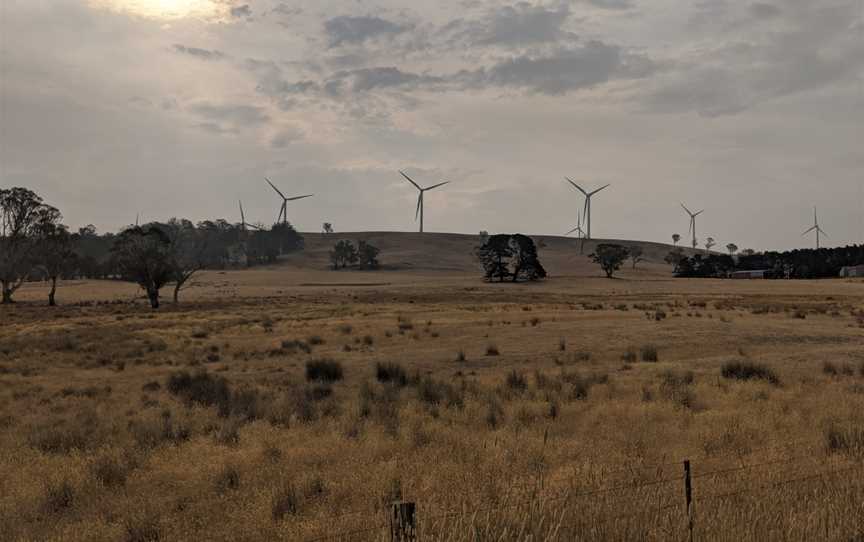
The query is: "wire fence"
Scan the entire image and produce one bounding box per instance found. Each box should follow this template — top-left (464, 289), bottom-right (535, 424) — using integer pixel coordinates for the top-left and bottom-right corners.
top-left (298, 436), bottom-right (864, 541)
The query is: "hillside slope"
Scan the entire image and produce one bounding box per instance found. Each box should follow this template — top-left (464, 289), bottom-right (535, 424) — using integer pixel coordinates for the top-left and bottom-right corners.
top-left (281, 232), bottom-right (688, 276)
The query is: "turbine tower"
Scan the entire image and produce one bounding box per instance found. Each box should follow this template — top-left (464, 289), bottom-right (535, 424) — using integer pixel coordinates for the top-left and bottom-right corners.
top-left (265, 178), bottom-right (313, 226)
top-left (681, 203), bottom-right (704, 249)
top-left (802, 206), bottom-right (828, 249)
top-left (565, 178), bottom-right (610, 240)
top-left (399, 171), bottom-right (450, 233)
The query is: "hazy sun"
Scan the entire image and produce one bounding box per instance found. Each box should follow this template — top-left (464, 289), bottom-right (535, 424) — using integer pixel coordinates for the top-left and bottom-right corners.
top-left (90, 0), bottom-right (227, 21)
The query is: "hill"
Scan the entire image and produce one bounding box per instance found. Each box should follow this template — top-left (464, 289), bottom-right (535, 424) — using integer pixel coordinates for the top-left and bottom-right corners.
top-left (283, 232), bottom-right (688, 276)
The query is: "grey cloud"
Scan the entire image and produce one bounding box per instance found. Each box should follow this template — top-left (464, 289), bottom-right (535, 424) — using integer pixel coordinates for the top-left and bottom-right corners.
top-left (749, 3), bottom-right (781, 19)
top-left (189, 103), bottom-right (270, 126)
top-left (646, 1), bottom-right (864, 116)
top-left (195, 122), bottom-right (239, 135)
top-left (172, 44), bottom-right (226, 61)
top-left (337, 67), bottom-right (445, 92)
top-left (254, 41), bottom-right (654, 107)
top-left (230, 4), bottom-right (252, 18)
top-left (582, 0), bottom-right (634, 9)
top-left (271, 129), bottom-right (303, 148)
top-left (475, 3), bottom-right (573, 46)
top-left (472, 41), bottom-right (626, 94)
top-left (324, 15), bottom-right (410, 48)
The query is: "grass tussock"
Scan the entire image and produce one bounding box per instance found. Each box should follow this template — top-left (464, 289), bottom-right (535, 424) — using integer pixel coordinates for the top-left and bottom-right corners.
top-left (305, 359), bottom-right (344, 382)
top-left (721, 360), bottom-right (780, 385)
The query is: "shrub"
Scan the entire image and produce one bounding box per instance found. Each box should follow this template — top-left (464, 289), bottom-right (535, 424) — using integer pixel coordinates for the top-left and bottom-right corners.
top-left (338, 324), bottom-right (353, 335)
top-left (376, 362), bottom-right (408, 386)
top-left (558, 338), bottom-right (566, 352)
top-left (41, 479), bottom-right (74, 514)
top-left (307, 335), bottom-right (325, 346)
top-left (640, 345), bottom-right (659, 362)
top-left (166, 370), bottom-right (230, 408)
top-left (823, 361), bottom-right (854, 377)
top-left (721, 361), bottom-right (780, 385)
top-left (417, 377), bottom-right (463, 409)
top-left (825, 424), bottom-right (864, 457)
top-left (272, 483), bottom-right (300, 520)
top-left (621, 348), bottom-right (637, 363)
top-left (125, 515), bottom-right (161, 542)
top-left (215, 464), bottom-right (241, 493)
top-left (456, 349), bottom-right (466, 362)
top-left (486, 344), bottom-right (500, 356)
top-left (280, 340), bottom-right (311, 354)
top-left (505, 370), bottom-right (528, 392)
top-left (305, 359), bottom-right (343, 382)
top-left (92, 454), bottom-right (128, 488)
top-left (141, 381), bottom-right (161, 392)
top-left (362, 335), bottom-right (374, 346)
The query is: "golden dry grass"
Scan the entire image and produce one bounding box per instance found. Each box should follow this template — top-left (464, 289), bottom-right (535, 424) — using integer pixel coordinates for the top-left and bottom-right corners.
top-left (3, 260), bottom-right (864, 540)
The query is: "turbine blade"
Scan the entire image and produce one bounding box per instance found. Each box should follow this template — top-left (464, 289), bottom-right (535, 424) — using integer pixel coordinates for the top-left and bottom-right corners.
top-left (589, 184), bottom-right (611, 196)
top-left (239, 200), bottom-right (245, 223)
top-left (265, 178), bottom-right (287, 199)
top-left (424, 181), bottom-right (450, 191)
top-left (286, 194), bottom-right (314, 201)
top-left (802, 225), bottom-right (817, 235)
top-left (681, 203), bottom-right (693, 215)
top-left (694, 210), bottom-right (704, 216)
top-left (566, 227), bottom-right (579, 235)
top-left (400, 170), bottom-right (422, 190)
top-left (818, 227), bottom-right (829, 238)
top-left (565, 177), bottom-right (588, 196)
top-left (415, 194), bottom-right (422, 220)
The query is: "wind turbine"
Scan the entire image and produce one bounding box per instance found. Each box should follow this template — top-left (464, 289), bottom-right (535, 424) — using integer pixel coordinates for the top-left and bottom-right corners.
top-left (238, 200), bottom-right (260, 231)
top-left (399, 171), bottom-right (450, 233)
top-left (681, 203), bottom-right (704, 249)
top-left (802, 206), bottom-right (828, 249)
top-left (565, 210), bottom-right (586, 238)
top-left (565, 178), bottom-right (610, 240)
top-left (264, 178), bottom-right (313, 226)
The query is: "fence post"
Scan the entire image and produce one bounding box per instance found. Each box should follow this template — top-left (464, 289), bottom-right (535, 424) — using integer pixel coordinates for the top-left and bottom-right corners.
top-left (391, 501), bottom-right (417, 542)
top-left (684, 459), bottom-right (693, 542)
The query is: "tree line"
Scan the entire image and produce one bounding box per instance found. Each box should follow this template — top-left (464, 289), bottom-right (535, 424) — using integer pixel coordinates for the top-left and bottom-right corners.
top-left (668, 245), bottom-right (864, 279)
top-left (0, 187), bottom-right (304, 307)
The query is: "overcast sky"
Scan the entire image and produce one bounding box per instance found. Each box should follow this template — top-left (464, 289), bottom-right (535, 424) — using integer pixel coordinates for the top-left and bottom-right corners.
top-left (1, 0), bottom-right (862, 250)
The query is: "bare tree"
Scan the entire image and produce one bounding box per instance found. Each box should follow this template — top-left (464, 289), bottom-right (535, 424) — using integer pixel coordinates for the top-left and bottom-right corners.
top-left (705, 237), bottom-right (716, 254)
top-left (672, 233), bottom-right (680, 247)
top-left (322, 222), bottom-right (334, 234)
top-left (0, 188), bottom-right (59, 304)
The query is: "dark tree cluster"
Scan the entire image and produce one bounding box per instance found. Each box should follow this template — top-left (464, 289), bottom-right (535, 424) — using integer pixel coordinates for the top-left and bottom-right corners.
top-left (476, 234), bottom-right (546, 282)
top-left (670, 245), bottom-right (864, 279)
top-left (329, 239), bottom-right (380, 270)
top-left (0, 186), bottom-right (305, 307)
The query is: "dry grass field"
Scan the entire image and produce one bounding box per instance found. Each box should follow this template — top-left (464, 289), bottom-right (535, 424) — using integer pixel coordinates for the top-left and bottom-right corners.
top-left (2, 233), bottom-right (864, 541)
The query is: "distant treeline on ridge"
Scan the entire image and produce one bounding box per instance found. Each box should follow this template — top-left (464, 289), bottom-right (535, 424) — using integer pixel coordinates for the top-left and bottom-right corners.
top-left (670, 245), bottom-right (864, 279)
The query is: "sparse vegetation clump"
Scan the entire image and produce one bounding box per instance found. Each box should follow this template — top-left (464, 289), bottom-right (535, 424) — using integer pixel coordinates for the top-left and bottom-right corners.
top-left (376, 362), bottom-right (408, 386)
top-left (721, 361), bottom-right (780, 385)
top-left (305, 359), bottom-right (344, 383)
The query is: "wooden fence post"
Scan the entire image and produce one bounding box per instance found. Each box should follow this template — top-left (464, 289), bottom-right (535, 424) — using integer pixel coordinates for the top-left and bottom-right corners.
top-left (391, 501), bottom-right (417, 542)
top-left (684, 459), bottom-right (693, 542)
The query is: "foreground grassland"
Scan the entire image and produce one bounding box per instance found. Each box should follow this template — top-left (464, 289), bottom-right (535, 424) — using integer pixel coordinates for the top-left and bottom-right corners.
top-left (2, 270), bottom-right (864, 541)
